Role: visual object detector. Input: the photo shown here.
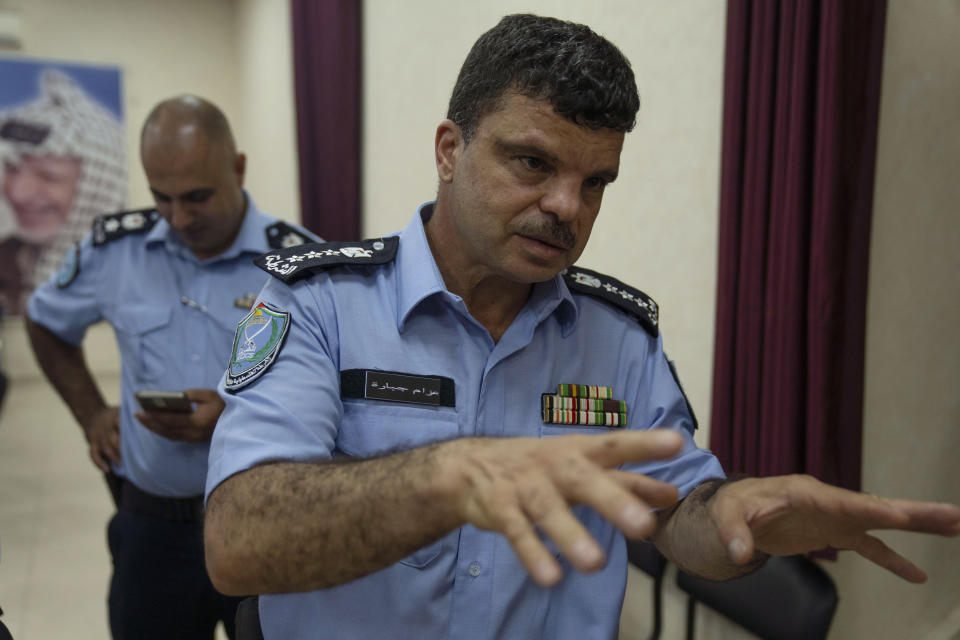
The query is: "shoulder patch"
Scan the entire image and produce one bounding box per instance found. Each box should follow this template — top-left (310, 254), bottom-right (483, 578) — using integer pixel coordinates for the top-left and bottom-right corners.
top-left (266, 221), bottom-right (311, 250)
top-left (92, 208), bottom-right (159, 246)
top-left (225, 302), bottom-right (291, 392)
top-left (255, 236), bottom-right (399, 284)
top-left (56, 242), bottom-right (80, 288)
top-left (562, 266), bottom-right (659, 337)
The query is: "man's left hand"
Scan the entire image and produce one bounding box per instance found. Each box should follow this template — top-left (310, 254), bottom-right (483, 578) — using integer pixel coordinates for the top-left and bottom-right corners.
top-left (135, 388), bottom-right (226, 443)
top-left (710, 475), bottom-right (960, 583)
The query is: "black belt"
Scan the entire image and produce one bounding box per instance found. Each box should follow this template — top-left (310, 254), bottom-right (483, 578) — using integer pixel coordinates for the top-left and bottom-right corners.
top-left (116, 476), bottom-right (204, 523)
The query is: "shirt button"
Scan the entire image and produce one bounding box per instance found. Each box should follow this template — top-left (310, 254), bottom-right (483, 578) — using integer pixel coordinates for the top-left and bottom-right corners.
top-left (468, 562), bottom-right (482, 577)
top-left (191, 354), bottom-right (200, 362)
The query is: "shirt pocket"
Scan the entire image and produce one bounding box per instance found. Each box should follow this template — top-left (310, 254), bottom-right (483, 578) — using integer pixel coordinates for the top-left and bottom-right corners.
top-left (337, 400), bottom-right (459, 569)
top-left (399, 530), bottom-right (455, 570)
top-left (337, 400), bottom-right (460, 458)
top-left (111, 305), bottom-right (174, 384)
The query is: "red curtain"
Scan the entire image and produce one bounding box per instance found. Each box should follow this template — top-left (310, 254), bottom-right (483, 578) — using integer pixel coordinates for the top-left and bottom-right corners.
top-left (709, 0), bottom-right (887, 491)
top-left (291, 0), bottom-right (362, 241)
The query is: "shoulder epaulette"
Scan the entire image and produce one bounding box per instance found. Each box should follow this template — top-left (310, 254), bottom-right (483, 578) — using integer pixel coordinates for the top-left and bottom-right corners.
top-left (265, 221), bottom-right (311, 250)
top-left (92, 208), bottom-right (159, 246)
top-left (562, 266), bottom-right (659, 337)
top-left (255, 236), bottom-right (399, 284)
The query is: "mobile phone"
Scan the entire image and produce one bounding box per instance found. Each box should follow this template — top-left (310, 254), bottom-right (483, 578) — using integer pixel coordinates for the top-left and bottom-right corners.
top-left (135, 390), bottom-right (193, 413)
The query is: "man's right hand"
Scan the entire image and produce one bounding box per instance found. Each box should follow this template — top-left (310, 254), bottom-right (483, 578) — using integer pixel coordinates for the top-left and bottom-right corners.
top-left (82, 406), bottom-right (121, 472)
top-left (441, 429), bottom-right (684, 586)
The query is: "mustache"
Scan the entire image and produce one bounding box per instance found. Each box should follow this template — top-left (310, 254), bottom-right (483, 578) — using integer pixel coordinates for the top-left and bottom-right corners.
top-left (516, 220), bottom-right (577, 250)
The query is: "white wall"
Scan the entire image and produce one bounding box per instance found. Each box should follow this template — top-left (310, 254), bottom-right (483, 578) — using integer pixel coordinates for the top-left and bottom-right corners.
top-left (235, 0), bottom-right (302, 222)
top-left (824, 1), bottom-right (960, 638)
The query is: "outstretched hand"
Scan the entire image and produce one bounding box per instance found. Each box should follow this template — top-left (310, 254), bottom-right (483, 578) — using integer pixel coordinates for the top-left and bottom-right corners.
top-left (446, 429), bottom-right (684, 586)
top-left (136, 388), bottom-right (226, 443)
top-left (710, 475), bottom-right (960, 583)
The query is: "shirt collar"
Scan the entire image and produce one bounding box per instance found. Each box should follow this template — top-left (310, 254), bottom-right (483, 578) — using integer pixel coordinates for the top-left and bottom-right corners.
top-left (396, 203), bottom-right (449, 331)
top-left (145, 191), bottom-right (271, 261)
top-left (537, 273), bottom-right (579, 338)
top-left (395, 202), bottom-right (578, 336)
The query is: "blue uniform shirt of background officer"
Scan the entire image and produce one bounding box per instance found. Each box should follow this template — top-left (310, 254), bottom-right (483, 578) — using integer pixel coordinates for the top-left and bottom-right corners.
top-left (25, 95), bottom-right (319, 640)
top-left (203, 14), bottom-right (960, 640)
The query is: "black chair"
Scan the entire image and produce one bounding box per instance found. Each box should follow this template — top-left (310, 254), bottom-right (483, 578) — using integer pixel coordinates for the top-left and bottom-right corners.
top-left (0, 605), bottom-right (14, 640)
top-left (235, 596), bottom-right (264, 640)
top-left (676, 554), bottom-right (838, 640)
top-left (625, 540), bottom-right (669, 640)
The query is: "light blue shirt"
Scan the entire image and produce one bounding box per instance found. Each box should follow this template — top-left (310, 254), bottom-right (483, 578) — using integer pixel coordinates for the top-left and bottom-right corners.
top-left (207, 203), bottom-right (724, 640)
top-left (28, 194), bottom-right (318, 497)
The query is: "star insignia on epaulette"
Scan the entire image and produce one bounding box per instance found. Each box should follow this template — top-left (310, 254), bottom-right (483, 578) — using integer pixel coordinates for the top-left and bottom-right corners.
top-left (280, 232), bottom-right (305, 248)
top-left (561, 266), bottom-right (659, 337)
top-left (266, 221), bottom-right (312, 250)
top-left (92, 208), bottom-right (159, 246)
top-left (256, 237), bottom-right (399, 284)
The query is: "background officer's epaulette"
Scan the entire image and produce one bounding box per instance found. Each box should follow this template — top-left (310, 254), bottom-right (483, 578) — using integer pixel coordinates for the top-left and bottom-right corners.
top-left (266, 221), bottom-right (310, 250)
top-left (255, 236), bottom-right (399, 284)
top-left (562, 266), bottom-right (659, 337)
top-left (92, 208), bottom-right (159, 246)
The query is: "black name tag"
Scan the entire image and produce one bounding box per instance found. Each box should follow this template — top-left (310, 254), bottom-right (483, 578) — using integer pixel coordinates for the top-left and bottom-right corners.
top-left (366, 371), bottom-right (441, 404)
top-left (340, 369), bottom-right (456, 407)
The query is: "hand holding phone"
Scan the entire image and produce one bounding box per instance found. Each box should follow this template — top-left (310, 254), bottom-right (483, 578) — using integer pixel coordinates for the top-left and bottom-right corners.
top-left (135, 389), bottom-right (224, 443)
top-left (135, 390), bottom-right (193, 413)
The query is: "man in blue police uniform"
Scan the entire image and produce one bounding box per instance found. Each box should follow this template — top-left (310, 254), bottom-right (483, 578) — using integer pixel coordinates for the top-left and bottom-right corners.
top-left (203, 15), bottom-right (960, 640)
top-left (25, 96), bottom-right (318, 640)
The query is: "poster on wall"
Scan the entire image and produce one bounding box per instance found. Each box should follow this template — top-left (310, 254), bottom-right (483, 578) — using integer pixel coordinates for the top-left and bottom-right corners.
top-left (0, 57), bottom-right (126, 316)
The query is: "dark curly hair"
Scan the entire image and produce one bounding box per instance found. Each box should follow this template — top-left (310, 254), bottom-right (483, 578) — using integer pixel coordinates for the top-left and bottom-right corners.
top-left (447, 14), bottom-right (640, 142)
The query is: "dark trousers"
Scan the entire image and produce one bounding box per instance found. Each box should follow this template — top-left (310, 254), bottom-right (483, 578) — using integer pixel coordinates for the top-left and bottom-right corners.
top-left (107, 507), bottom-right (243, 640)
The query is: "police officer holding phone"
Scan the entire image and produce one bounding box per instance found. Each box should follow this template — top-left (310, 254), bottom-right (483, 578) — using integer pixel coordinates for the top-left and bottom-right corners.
top-left (25, 95), bottom-right (318, 640)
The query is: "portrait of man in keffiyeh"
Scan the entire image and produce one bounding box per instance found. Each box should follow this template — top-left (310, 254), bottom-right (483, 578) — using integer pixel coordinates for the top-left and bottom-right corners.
top-left (0, 68), bottom-right (126, 315)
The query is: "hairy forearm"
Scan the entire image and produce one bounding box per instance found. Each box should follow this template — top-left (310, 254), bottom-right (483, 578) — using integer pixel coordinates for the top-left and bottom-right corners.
top-left (25, 317), bottom-right (106, 428)
top-left (653, 478), bottom-right (767, 580)
top-left (205, 440), bottom-right (465, 595)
